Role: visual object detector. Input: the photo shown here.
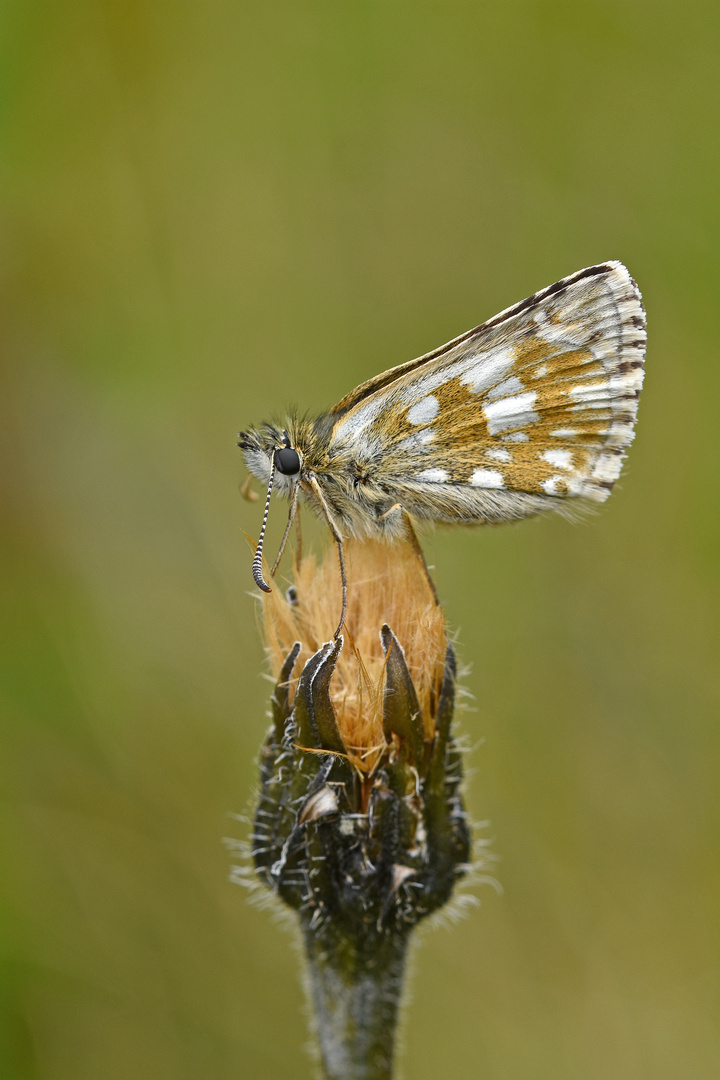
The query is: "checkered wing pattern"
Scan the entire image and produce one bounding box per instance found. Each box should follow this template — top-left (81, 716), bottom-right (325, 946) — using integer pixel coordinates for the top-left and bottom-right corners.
top-left (327, 262), bottom-right (645, 525)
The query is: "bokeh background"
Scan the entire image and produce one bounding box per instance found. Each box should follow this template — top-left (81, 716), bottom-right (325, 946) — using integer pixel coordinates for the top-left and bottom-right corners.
top-left (2, 2), bottom-right (719, 1078)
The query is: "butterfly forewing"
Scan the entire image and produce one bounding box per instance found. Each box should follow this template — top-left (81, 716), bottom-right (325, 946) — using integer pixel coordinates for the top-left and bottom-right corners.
top-left (327, 262), bottom-right (645, 524)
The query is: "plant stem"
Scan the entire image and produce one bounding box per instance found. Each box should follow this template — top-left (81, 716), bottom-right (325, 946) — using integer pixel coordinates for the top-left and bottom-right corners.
top-left (302, 924), bottom-right (409, 1080)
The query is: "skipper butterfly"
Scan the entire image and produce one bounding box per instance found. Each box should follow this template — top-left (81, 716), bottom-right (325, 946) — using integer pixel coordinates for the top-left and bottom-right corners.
top-left (239, 262), bottom-right (646, 636)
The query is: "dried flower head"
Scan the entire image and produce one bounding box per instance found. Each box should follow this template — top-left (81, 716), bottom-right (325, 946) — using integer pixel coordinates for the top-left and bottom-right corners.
top-left (261, 536), bottom-right (447, 773)
top-left (249, 535), bottom-right (472, 1080)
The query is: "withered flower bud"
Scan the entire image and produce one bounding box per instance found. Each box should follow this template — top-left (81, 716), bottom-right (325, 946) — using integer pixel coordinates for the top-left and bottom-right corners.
top-left (250, 538), bottom-right (471, 1080)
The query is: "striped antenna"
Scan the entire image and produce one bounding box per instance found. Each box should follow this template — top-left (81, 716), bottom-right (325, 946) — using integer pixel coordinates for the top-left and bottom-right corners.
top-left (252, 459), bottom-right (276, 593)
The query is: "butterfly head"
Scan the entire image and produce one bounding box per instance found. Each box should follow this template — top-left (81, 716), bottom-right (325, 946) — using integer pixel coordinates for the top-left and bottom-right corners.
top-left (237, 422), bottom-right (307, 594)
top-left (238, 423), bottom-right (304, 495)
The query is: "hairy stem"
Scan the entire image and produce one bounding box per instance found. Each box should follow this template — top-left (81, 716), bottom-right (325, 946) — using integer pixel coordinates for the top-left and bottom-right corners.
top-left (303, 926), bottom-right (409, 1080)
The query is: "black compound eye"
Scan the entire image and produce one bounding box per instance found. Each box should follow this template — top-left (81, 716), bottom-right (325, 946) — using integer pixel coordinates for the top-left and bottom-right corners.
top-left (274, 446), bottom-right (301, 476)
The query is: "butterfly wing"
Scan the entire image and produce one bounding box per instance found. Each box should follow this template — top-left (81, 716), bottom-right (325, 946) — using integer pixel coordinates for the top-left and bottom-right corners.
top-left (327, 262), bottom-right (645, 525)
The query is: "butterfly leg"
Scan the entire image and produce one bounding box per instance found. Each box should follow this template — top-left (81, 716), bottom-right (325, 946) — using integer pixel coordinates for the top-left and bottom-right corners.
top-left (380, 503), bottom-right (439, 605)
top-left (240, 475), bottom-right (259, 502)
top-left (306, 475), bottom-right (347, 640)
top-left (294, 502), bottom-right (303, 567)
top-left (270, 480), bottom-right (300, 578)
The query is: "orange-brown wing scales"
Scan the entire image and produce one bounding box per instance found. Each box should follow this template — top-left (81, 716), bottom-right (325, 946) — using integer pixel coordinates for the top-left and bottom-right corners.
top-left (327, 262), bottom-right (645, 520)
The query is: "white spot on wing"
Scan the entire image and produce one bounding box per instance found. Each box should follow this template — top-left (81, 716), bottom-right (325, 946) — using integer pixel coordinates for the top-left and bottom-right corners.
top-left (485, 448), bottom-right (512, 463)
top-left (486, 375), bottom-right (524, 400)
top-left (569, 380), bottom-right (610, 403)
top-left (398, 429), bottom-right (436, 451)
top-left (542, 476), bottom-right (564, 495)
top-left (407, 395), bottom-right (439, 425)
top-left (460, 349), bottom-right (515, 393)
top-left (501, 431), bottom-right (529, 443)
top-left (484, 391), bottom-right (539, 435)
top-left (542, 449), bottom-right (573, 470)
top-left (470, 468), bottom-right (504, 488)
top-left (417, 468), bottom-right (449, 483)
top-left (550, 428), bottom-right (578, 438)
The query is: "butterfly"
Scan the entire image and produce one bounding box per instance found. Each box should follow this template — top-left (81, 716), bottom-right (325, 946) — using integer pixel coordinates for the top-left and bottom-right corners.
top-left (239, 261), bottom-right (646, 637)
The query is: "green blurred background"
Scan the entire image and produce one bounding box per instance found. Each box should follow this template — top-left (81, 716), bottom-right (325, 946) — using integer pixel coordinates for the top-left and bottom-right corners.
top-left (2, 2), bottom-right (718, 1077)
